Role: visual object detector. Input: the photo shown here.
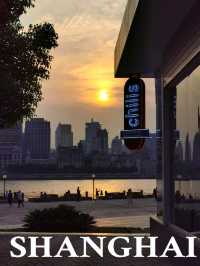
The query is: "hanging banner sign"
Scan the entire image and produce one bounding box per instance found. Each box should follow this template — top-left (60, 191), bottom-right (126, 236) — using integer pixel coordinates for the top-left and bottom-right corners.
top-left (123, 77), bottom-right (146, 150)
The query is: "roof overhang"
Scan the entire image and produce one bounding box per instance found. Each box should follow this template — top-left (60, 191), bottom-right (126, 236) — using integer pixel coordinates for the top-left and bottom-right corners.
top-left (115, 0), bottom-right (200, 78)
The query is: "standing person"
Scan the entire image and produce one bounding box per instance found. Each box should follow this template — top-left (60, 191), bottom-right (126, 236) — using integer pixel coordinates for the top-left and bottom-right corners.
top-left (96, 189), bottom-right (99, 199)
top-left (77, 187), bottom-right (81, 201)
top-left (21, 191), bottom-right (25, 207)
top-left (7, 190), bottom-right (13, 207)
top-left (17, 190), bottom-right (23, 208)
top-left (153, 188), bottom-right (158, 200)
top-left (105, 190), bottom-right (108, 199)
top-left (127, 189), bottom-right (133, 207)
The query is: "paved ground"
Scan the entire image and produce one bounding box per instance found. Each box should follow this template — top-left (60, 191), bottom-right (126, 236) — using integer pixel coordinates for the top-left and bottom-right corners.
top-left (0, 198), bottom-right (156, 229)
top-left (0, 233), bottom-right (176, 266)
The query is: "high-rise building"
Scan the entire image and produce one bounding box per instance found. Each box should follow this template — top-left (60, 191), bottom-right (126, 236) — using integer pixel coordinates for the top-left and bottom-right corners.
top-left (24, 118), bottom-right (50, 159)
top-left (0, 122), bottom-right (22, 146)
top-left (85, 119), bottom-right (101, 154)
top-left (193, 107), bottom-right (200, 162)
top-left (185, 133), bottom-right (191, 162)
top-left (0, 122), bottom-right (23, 169)
top-left (98, 129), bottom-right (108, 154)
top-left (55, 123), bottom-right (73, 149)
top-left (111, 136), bottom-right (123, 155)
top-left (85, 119), bottom-right (108, 154)
top-left (175, 141), bottom-right (184, 162)
top-left (78, 140), bottom-right (86, 154)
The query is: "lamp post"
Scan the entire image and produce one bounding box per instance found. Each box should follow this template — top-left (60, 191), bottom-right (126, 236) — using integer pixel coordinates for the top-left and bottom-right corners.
top-left (92, 174), bottom-right (96, 200)
top-left (2, 174), bottom-right (7, 199)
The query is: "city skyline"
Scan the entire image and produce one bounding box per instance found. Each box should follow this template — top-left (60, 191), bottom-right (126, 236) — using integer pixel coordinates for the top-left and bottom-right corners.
top-left (0, 117), bottom-right (157, 174)
top-left (25, 117), bottom-right (145, 149)
top-left (20, 0), bottom-right (156, 146)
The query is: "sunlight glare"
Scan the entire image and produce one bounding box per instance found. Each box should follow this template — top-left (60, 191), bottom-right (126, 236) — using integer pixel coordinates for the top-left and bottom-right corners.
top-left (98, 90), bottom-right (109, 102)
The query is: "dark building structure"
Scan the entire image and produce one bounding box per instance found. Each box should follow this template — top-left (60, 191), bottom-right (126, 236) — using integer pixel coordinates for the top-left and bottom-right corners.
top-left (55, 123), bottom-right (73, 149)
top-left (111, 136), bottom-right (123, 155)
top-left (175, 141), bottom-right (184, 162)
top-left (24, 118), bottom-right (50, 159)
top-left (193, 107), bottom-right (200, 162)
top-left (57, 146), bottom-right (84, 169)
top-left (115, 0), bottom-right (200, 258)
top-left (85, 119), bottom-right (108, 155)
top-left (98, 129), bottom-right (108, 154)
top-left (185, 134), bottom-right (191, 162)
top-left (0, 122), bottom-right (23, 169)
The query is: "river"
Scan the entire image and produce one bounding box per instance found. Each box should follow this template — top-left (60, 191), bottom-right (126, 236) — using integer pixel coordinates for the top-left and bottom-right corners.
top-left (0, 179), bottom-right (156, 197)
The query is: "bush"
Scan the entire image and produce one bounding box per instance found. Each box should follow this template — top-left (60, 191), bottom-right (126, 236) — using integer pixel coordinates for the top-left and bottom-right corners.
top-left (23, 205), bottom-right (96, 232)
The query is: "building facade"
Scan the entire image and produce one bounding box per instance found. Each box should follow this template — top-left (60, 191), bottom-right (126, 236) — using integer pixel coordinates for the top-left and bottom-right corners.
top-left (111, 136), bottom-right (123, 155)
top-left (24, 118), bottom-right (50, 159)
top-left (0, 123), bottom-right (23, 169)
top-left (55, 123), bottom-right (73, 149)
top-left (57, 146), bottom-right (84, 169)
top-left (85, 119), bottom-right (108, 155)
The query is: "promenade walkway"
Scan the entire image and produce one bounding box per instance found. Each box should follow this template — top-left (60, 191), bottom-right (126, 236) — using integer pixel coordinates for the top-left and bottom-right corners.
top-left (0, 198), bottom-right (156, 230)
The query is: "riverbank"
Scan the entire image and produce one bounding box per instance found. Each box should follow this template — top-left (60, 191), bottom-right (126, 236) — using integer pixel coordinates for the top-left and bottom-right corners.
top-left (0, 198), bottom-right (156, 230)
top-left (0, 179), bottom-right (156, 198)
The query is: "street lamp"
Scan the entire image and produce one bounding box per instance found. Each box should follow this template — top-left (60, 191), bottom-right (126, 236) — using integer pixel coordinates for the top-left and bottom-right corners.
top-left (2, 174), bottom-right (7, 199)
top-left (92, 174), bottom-right (96, 200)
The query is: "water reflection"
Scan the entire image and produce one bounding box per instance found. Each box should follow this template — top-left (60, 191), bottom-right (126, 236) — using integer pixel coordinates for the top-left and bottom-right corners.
top-left (175, 66), bottom-right (200, 182)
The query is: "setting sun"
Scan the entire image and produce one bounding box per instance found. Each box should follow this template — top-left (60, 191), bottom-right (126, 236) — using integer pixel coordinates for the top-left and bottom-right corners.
top-left (98, 90), bottom-right (109, 102)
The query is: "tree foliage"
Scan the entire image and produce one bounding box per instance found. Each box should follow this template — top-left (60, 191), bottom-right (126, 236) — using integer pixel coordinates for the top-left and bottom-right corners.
top-left (0, 0), bottom-right (58, 127)
top-left (23, 205), bottom-right (96, 232)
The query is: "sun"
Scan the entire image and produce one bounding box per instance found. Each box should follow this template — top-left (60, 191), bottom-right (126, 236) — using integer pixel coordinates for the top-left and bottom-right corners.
top-left (98, 89), bottom-right (109, 102)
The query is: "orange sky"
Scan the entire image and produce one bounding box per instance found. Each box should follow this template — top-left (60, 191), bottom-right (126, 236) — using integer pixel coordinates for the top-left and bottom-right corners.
top-left (21, 0), bottom-right (155, 147)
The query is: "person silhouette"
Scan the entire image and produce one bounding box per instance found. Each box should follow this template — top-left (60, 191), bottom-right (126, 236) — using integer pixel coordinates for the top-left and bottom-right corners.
top-left (7, 190), bottom-right (13, 207)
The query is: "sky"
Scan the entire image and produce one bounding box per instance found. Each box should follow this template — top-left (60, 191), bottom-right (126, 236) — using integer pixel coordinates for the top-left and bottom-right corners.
top-left (21, 0), bottom-right (156, 147)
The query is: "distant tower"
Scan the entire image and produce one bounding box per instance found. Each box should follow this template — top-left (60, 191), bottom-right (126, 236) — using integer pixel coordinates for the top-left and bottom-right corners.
top-left (85, 119), bottom-right (101, 154)
top-left (0, 122), bottom-right (23, 168)
top-left (175, 141), bottom-right (183, 161)
top-left (98, 129), bottom-right (108, 154)
top-left (55, 123), bottom-right (73, 149)
top-left (111, 136), bottom-right (123, 155)
top-left (24, 118), bottom-right (50, 159)
top-left (185, 133), bottom-right (191, 162)
top-left (85, 119), bottom-right (108, 154)
top-left (193, 106), bottom-right (200, 162)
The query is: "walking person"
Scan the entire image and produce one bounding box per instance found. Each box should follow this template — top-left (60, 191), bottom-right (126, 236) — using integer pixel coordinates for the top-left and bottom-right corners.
top-left (17, 190), bottom-right (23, 208)
top-left (7, 190), bottom-right (13, 207)
top-left (77, 187), bottom-right (81, 201)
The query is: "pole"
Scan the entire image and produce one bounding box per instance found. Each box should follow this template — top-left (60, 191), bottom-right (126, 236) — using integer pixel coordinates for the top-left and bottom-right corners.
top-left (3, 179), bottom-right (5, 199)
top-left (93, 178), bottom-right (95, 200)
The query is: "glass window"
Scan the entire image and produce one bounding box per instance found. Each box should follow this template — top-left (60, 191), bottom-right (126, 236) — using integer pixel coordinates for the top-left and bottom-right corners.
top-left (174, 65), bottom-right (200, 232)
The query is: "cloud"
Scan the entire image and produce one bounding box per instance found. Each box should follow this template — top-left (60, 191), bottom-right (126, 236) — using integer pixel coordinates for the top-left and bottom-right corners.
top-left (21, 0), bottom-right (156, 146)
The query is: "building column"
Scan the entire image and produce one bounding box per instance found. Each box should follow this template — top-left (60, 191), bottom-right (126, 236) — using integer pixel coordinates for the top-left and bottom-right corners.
top-left (161, 80), bottom-right (175, 225)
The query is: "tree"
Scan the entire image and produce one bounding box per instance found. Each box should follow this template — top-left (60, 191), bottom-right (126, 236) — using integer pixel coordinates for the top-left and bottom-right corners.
top-left (0, 0), bottom-right (58, 127)
top-left (23, 205), bottom-right (96, 232)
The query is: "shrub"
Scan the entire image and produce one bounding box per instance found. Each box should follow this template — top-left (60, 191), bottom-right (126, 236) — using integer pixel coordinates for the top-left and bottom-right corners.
top-left (23, 205), bottom-right (96, 232)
